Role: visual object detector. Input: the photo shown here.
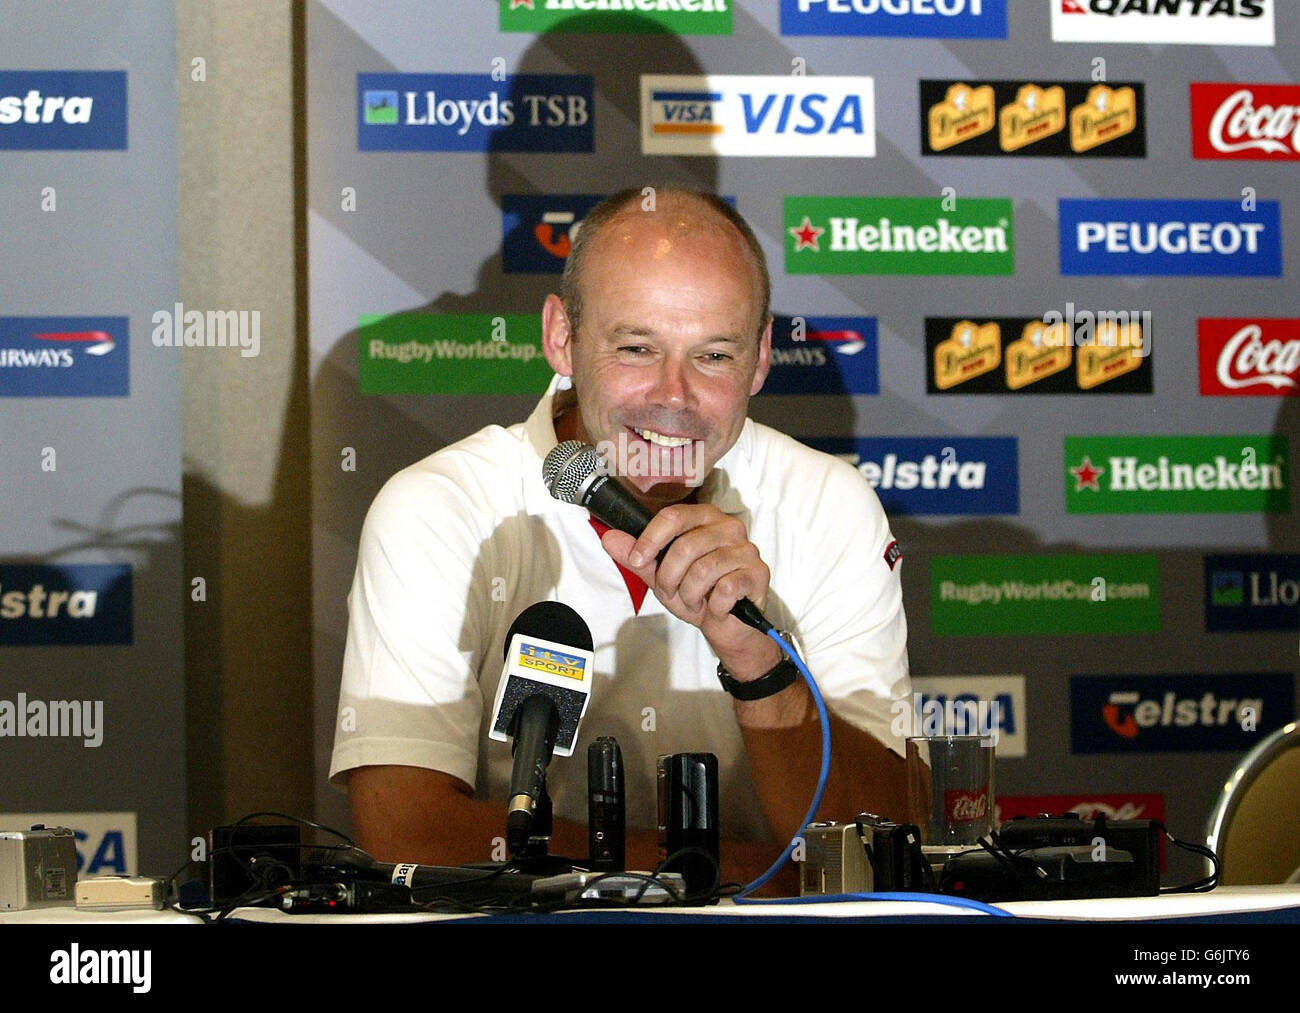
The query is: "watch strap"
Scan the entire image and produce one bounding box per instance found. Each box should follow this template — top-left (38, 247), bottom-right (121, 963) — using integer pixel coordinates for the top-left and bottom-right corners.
top-left (716, 638), bottom-right (799, 701)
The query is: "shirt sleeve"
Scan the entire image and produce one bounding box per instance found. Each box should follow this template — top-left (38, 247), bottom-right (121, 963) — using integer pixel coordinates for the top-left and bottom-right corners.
top-left (328, 462), bottom-right (494, 791)
top-left (784, 456), bottom-right (911, 758)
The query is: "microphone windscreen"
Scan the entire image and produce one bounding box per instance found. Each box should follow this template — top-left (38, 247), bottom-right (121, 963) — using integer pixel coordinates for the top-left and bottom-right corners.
top-left (503, 600), bottom-right (594, 660)
top-left (543, 440), bottom-right (602, 505)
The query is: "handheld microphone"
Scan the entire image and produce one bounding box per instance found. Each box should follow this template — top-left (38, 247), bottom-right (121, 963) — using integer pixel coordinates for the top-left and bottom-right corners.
top-left (542, 440), bottom-right (773, 635)
top-left (487, 601), bottom-right (595, 856)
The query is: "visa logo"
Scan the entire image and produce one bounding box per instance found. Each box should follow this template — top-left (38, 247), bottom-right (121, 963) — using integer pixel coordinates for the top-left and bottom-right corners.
top-left (740, 92), bottom-right (866, 134)
top-left (642, 74), bottom-right (875, 157)
top-left (651, 90), bottom-right (722, 134)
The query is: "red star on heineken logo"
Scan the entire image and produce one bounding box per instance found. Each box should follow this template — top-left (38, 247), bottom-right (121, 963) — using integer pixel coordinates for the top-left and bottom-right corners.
top-left (511, 0), bottom-right (535, 9)
top-left (789, 216), bottom-right (825, 252)
top-left (1071, 456), bottom-right (1104, 492)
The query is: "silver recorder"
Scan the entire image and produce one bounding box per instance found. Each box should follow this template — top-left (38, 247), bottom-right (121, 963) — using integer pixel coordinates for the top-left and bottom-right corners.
top-left (0, 825), bottom-right (78, 910)
top-left (800, 821), bottom-right (874, 895)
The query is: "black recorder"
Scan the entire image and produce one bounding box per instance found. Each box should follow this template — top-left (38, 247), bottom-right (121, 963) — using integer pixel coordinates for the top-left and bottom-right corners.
top-left (998, 811), bottom-right (1160, 893)
top-left (940, 812), bottom-right (1161, 900)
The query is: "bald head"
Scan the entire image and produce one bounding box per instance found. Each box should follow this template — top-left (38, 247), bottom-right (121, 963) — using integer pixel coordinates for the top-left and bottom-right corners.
top-left (560, 187), bottom-right (771, 343)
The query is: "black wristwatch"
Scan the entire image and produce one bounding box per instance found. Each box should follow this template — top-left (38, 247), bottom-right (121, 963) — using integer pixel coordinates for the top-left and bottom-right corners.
top-left (716, 634), bottom-right (799, 701)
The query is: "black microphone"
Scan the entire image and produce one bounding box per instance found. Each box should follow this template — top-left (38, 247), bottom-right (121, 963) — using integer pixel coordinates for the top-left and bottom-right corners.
top-left (542, 440), bottom-right (773, 635)
top-left (487, 601), bottom-right (596, 857)
top-left (506, 695), bottom-right (559, 854)
top-left (588, 737), bottom-right (625, 871)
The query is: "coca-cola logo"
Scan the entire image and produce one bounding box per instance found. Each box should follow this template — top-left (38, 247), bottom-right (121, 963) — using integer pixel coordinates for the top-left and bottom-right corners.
top-left (1216, 325), bottom-right (1299, 390)
top-left (945, 789), bottom-right (989, 823)
top-left (1193, 84), bottom-right (1300, 161)
top-left (1209, 89), bottom-right (1299, 155)
top-left (1200, 319), bottom-right (1300, 396)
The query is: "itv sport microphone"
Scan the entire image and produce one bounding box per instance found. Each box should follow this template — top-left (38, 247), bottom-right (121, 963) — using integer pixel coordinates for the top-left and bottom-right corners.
top-left (487, 601), bottom-right (595, 856)
top-left (542, 440), bottom-right (773, 635)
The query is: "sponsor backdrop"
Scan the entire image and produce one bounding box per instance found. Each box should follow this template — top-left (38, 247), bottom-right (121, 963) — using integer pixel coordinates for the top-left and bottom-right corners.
top-left (307, 1), bottom-right (1299, 881)
top-left (1, 5), bottom-right (184, 872)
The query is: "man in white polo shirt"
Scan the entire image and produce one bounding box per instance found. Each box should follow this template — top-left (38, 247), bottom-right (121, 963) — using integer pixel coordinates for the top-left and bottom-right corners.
top-left (330, 187), bottom-right (910, 884)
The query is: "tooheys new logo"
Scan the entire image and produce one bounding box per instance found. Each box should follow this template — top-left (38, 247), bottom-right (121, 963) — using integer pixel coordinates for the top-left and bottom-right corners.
top-left (1204, 554), bottom-right (1300, 632)
top-left (1071, 674), bottom-right (1294, 753)
top-left (779, 0), bottom-right (1006, 38)
top-left (500, 0), bottom-right (733, 34)
top-left (1059, 199), bottom-right (1282, 277)
top-left (1192, 83), bottom-right (1300, 161)
top-left (1066, 435), bottom-right (1288, 513)
top-left (761, 316), bottom-right (878, 395)
top-left (786, 196), bottom-right (1013, 275)
top-left (926, 315), bottom-right (1152, 394)
top-left (1199, 318), bottom-right (1300, 396)
top-left (921, 80), bottom-right (1145, 157)
top-left (1052, 0), bottom-right (1274, 47)
top-left (804, 437), bottom-right (1017, 515)
top-left (357, 73), bottom-right (593, 152)
top-left (0, 71), bottom-right (127, 150)
top-left (641, 75), bottom-right (874, 157)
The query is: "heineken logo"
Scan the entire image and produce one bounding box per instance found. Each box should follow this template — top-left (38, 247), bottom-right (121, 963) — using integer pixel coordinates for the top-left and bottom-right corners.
top-left (785, 196), bottom-right (1014, 275)
top-left (1066, 436), bottom-right (1288, 513)
top-left (500, 0), bottom-right (732, 34)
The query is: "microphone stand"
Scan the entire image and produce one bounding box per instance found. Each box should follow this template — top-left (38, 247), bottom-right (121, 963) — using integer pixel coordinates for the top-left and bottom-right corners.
top-left (508, 783), bottom-right (585, 876)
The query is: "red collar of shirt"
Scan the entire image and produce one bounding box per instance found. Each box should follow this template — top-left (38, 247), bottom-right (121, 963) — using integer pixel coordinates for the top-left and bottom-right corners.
top-left (587, 517), bottom-right (649, 615)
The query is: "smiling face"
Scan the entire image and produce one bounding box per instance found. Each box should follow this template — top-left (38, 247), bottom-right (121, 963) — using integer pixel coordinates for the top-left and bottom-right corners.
top-left (542, 199), bottom-right (771, 512)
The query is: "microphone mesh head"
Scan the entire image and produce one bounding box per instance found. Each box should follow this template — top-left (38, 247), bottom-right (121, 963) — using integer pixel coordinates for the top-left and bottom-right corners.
top-left (543, 440), bottom-right (601, 505)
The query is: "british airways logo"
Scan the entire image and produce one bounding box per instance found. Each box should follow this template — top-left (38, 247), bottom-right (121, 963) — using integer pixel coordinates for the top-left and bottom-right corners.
top-left (0, 317), bottom-right (128, 397)
top-left (761, 316), bottom-right (878, 395)
top-left (642, 75), bottom-right (874, 157)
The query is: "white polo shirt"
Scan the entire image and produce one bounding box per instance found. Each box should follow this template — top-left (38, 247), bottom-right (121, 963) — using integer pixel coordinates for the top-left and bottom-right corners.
top-left (330, 376), bottom-right (910, 842)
